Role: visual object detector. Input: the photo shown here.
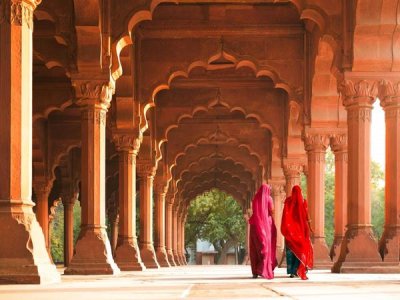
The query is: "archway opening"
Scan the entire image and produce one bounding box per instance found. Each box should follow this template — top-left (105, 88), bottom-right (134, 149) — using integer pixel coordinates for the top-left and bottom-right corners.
top-left (185, 188), bottom-right (246, 265)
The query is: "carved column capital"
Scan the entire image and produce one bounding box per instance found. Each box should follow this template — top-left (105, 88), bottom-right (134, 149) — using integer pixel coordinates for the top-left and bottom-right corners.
top-left (33, 181), bottom-right (51, 196)
top-left (330, 134), bottom-right (348, 153)
top-left (0, 0), bottom-right (41, 29)
top-left (379, 80), bottom-right (400, 119)
top-left (303, 133), bottom-right (329, 152)
top-left (154, 181), bottom-right (168, 196)
top-left (113, 134), bottom-right (141, 154)
top-left (137, 160), bottom-right (156, 178)
top-left (270, 183), bottom-right (286, 198)
top-left (283, 162), bottom-right (303, 177)
top-left (340, 79), bottom-right (378, 107)
top-left (73, 80), bottom-right (113, 110)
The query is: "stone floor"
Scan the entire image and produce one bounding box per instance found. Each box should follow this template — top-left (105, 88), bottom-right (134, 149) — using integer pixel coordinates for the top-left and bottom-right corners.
top-left (1, 265), bottom-right (400, 300)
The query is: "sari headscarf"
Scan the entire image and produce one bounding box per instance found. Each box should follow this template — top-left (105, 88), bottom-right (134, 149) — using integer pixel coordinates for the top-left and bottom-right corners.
top-left (281, 185), bottom-right (313, 270)
top-left (249, 184), bottom-right (277, 279)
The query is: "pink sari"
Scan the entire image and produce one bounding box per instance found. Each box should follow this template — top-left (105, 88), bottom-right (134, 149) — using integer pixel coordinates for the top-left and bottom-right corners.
top-left (249, 184), bottom-right (277, 279)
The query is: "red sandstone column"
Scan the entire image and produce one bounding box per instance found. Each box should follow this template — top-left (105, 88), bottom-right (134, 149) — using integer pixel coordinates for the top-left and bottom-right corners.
top-left (0, 0), bottom-right (60, 284)
top-left (110, 214), bottom-right (119, 255)
top-left (330, 134), bottom-right (348, 261)
top-left (176, 207), bottom-right (183, 265)
top-left (165, 197), bottom-right (176, 266)
top-left (65, 81), bottom-right (120, 275)
top-left (62, 192), bottom-right (78, 267)
top-left (333, 79), bottom-right (385, 273)
top-left (182, 213), bottom-right (188, 264)
top-left (173, 204), bottom-right (181, 265)
top-left (154, 183), bottom-right (170, 267)
top-left (270, 183), bottom-right (286, 260)
top-left (304, 133), bottom-right (332, 268)
top-left (34, 183), bottom-right (51, 253)
top-left (378, 80), bottom-right (400, 264)
top-left (113, 136), bottom-right (145, 271)
top-left (137, 163), bottom-right (160, 269)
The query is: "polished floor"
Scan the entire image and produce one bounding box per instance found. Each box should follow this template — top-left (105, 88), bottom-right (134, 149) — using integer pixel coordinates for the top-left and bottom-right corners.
top-left (1, 265), bottom-right (400, 300)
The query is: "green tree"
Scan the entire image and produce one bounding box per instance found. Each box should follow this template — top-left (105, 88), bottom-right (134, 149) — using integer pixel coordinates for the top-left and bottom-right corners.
top-left (185, 189), bottom-right (246, 264)
top-left (50, 200), bottom-right (82, 263)
top-left (371, 161), bottom-right (385, 239)
top-left (50, 202), bottom-right (64, 263)
top-left (324, 150), bottom-right (335, 247)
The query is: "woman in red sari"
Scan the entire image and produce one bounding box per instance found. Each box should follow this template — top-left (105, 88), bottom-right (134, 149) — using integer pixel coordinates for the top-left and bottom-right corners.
top-left (281, 185), bottom-right (313, 280)
top-left (249, 184), bottom-right (277, 279)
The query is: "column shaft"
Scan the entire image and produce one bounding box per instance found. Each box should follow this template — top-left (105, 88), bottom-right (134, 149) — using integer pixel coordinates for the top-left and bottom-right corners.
top-left (330, 136), bottom-right (348, 261)
top-left (63, 197), bottom-right (76, 267)
top-left (173, 206), bottom-right (180, 265)
top-left (166, 200), bottom-right (176, 265)
top-left (305, 134), bottom-right (332, 268)
top-left (138, 166), bottom-right (159, 268)
top-left (379, 91), bottom-right (400, 263)
top-left (154, 187), bottom-right (170, 267)
top-left (114, 147), bottom-right (144, 270)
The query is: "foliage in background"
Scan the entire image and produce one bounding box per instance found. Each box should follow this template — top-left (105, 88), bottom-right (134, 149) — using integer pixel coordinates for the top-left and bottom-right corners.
top-left (185, 189), bottom-right (246, 263)
top-left (324, 150), bottom-right (335, 247)
top-left (370, 161), bottom-right (385, 239)
top-left (50, 201), bottom-right (81, 263)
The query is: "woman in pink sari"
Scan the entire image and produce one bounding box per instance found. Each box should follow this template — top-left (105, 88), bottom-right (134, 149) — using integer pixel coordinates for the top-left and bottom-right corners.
top-left (249, 184), bottom-right (277, 279)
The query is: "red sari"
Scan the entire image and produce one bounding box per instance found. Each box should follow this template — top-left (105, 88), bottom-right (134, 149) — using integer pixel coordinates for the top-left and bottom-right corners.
top-left (249, 184), bottom-right (277, 279)
top-left (281, 185), bottom-right (313, 279)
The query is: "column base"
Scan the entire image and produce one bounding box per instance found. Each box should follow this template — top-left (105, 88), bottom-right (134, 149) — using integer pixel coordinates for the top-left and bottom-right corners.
top-left (330, 235), bottom-right (344, 262)
top-left (0, 210), bottom-right (60, 284)
top-left (179, 253), bottom-right (185, 265)
top-left (155, 247), bottom-right (170, 267)
top-left (379, 226), bottom-right (400, 263)
top-left (167, 249), bottom-right (176, 266)
top-left (140, 243), bottom-right (160, 269)
top-left (173, 252), bottom-right (181, 265)
top-left (332, 226), bottom-right (396, 273)
top-left (312, 237), bottom-right (333, 269)
top-left (114, 238), bottom-right (146, 271)
top-left (64, 227), bottom-right (120, 275)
